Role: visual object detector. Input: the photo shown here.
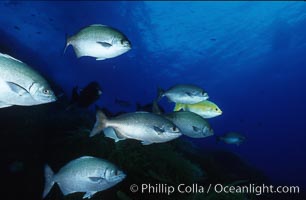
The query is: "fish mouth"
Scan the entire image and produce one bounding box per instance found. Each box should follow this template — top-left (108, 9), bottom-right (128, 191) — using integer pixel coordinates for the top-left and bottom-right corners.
top-left (203, 94), bottom-right (209, 99)
top-left (116, 172), bottom-right (127, 180)
top-left (168, 132), bottom-right (182, 138)
top-left (50, 96), bottom-right (57, 102)
top-left (37, 95), bottom-right (57, 104)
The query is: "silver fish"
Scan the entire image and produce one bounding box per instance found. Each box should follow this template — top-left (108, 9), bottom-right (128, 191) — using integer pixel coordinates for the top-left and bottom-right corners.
top-left (217, 132), bottom-right (246, 146)
top-left (65, 24), bottom-right (131, 60)
top-left (158, 84), bottom-right (209, 104)
top-left (90, 110), bottom-right (182, 145)
top-left (0, 53), bottom-right (56, 108)
top-left (164, 111), bottom-right (214, 138)
top-left (43, 156), bottom-right (126, 199)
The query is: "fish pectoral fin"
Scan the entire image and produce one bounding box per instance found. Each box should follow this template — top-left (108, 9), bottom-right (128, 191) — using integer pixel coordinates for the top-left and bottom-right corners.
top-left (6, 82), bottom-right (29, 96)
top-left (153, 126), bottom-right (165, 135)
top-left (88, 177), bottom-right (105, 182)
top-left (97, 41), bottom-right (112, 48)
top-left (88, 177), bottom-right (107, 186)
top-left (141, 141), bottom-right (153, 145)
top-left (192, 126), bottom-right (201, 132)
top-left (103, 127), bottom-right (126, 142)
top-left (83, 191), bottom-right (98, 199)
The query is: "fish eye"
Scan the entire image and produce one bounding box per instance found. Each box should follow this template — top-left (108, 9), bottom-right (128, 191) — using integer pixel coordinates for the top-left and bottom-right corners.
top-left (172, 126), bottom-right (178, 132)
top-left (121, 39), bottom-right (128, 45)
top-left (43, 89), bottom-right (50, 95)
top-left (114, 170), bottom-right (118, 176)
top-left (215, 108), bottom-right (218, 111)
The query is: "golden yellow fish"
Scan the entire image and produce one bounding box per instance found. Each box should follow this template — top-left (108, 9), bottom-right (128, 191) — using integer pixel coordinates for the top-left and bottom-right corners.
top-left (174, 100), bottom-right (222, 118)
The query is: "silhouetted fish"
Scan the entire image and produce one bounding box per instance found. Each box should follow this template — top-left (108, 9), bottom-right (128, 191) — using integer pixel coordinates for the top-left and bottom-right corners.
top-left (217, 132), bottom-right (246, 146)
top-left (67, 81), bottom-right (102, 110)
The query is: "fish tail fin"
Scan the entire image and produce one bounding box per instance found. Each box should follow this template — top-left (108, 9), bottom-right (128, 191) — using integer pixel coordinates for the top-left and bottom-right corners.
top-left (90, 108), bottom-right (108, 137)
top-left (63, 34), bottom-right (72, 54)
top-left (43, 165), bottom-right (55, 198)
top-left (157, 87), bottom-right (164, 101)
top-left (174, 103), bottom-right (184, 111)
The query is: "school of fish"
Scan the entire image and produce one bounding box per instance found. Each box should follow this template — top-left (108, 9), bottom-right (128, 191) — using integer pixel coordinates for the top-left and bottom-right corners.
top-left (0, 23), bottom-right (245, 199)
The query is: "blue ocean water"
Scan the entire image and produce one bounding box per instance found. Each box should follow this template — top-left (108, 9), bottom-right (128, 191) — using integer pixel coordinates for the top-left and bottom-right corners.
top-left (1, 1), bottom-right (306, 200)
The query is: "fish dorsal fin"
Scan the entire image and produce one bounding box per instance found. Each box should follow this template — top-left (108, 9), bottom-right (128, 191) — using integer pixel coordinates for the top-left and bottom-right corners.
top-left (0, 53), bottom-right (23, 63)
top-left (74, 156), bottom-right (95, 162)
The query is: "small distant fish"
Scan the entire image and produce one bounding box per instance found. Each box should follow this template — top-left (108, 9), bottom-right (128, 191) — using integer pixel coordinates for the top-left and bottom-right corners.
top-left (158, 84), bottom-right (209, 104)
top-left (115, 98), bottom-right (131, 107)
top-left (164, 111), bottom-right (214, 138)
top-left (217, 132), bottom-right (246, 146)
top-left (43, 156), bottom-right (126, 199)
top-left (0, 53), bottom-right (56, 108)
top-left (67, 81), bottom-right (102, 110)
top-left (174, 100), bottom-right (222, 118)
top-left (14, 25), bottom-right (20, 30)
top-left (64, 24), bottom-right (131, 60)
top-left (90, 110), bottom-right (182, 145)
top-left (210, 38), bottom-right (216, 41)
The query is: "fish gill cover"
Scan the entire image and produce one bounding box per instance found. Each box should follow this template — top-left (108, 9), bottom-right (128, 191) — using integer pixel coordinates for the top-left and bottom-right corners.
top-left (0, 1), bottom-right (306, 200)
